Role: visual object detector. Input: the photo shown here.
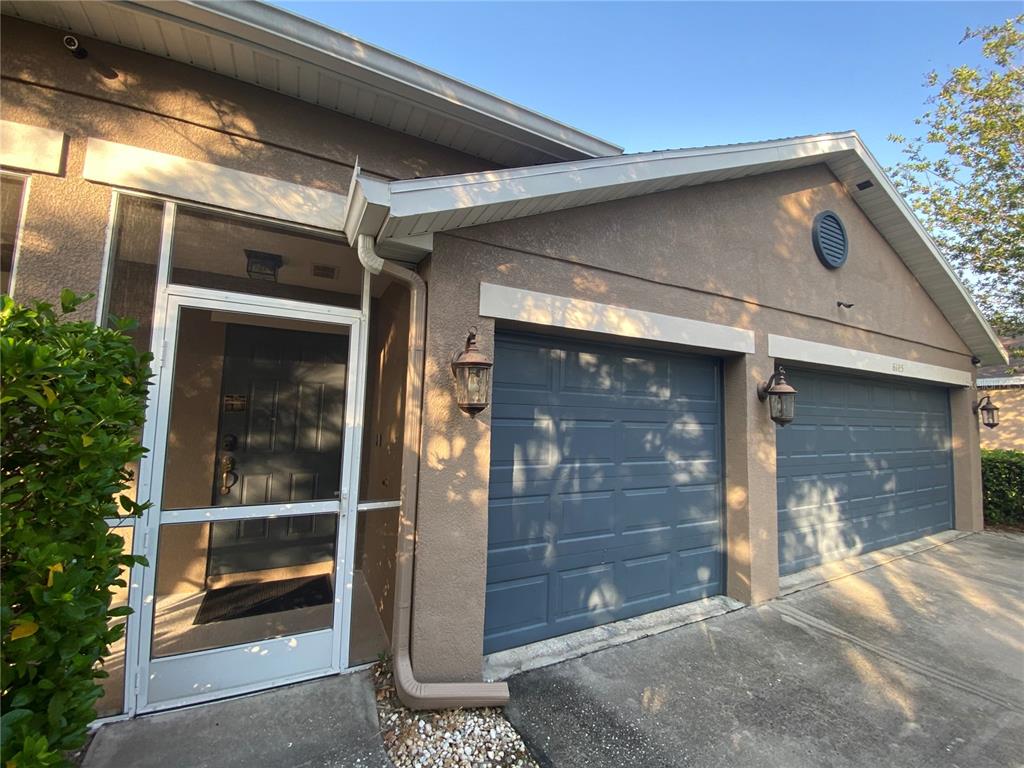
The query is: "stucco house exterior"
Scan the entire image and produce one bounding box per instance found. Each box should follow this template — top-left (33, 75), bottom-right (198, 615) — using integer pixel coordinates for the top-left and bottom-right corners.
top-left (0, 1), bottom-right (1007, 719)
top-left (977, 338), bottom-right (1023, 452)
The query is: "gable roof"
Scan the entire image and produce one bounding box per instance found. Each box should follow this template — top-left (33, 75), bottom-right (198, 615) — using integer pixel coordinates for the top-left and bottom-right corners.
top-left (1, 0), bottom-right (622, 166)
top-left (345, 131), bottom-right (1007, 366)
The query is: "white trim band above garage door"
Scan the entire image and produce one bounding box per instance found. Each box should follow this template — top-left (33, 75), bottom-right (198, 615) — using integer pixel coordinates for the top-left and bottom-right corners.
top-left (0, 120), bottom-right (66, 175)
top-left (479, 283), bottom-right (755, 354)
top-left (82, 138), bottom-right (348, 231)
top-left (767, 334), bottom-right (972, 387)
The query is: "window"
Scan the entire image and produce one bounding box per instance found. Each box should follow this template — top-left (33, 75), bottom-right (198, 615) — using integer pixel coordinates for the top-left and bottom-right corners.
top-left (170, 206), bottom-right (360, 308)
top-left (1, 174), bottom-right (28, 295)
top-left (103, 195), bottom-right (165, 355)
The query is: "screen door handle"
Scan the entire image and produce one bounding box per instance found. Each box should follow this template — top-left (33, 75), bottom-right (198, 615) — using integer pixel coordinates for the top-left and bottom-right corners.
top-left (219, 455), bottom-right (238, 495)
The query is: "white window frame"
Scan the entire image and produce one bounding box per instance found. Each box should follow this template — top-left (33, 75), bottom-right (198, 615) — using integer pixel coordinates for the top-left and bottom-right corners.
top-left (1, 170), bottom-right (31, 298)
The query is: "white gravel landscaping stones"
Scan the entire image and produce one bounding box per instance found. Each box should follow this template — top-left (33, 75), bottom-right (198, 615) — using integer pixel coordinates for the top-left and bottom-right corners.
top-left (373, 663), bottom-right (538, 768)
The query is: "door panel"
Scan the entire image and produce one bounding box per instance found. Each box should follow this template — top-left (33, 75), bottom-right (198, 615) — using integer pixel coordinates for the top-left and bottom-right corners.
top-left (214, 324), bottom-right (347, 507)
top-left (208, 323), bottom-right (347, 575)
top-left (485, 332), bottom-right (723, 653)
top-left (776, 368), bottom-right (953, 575)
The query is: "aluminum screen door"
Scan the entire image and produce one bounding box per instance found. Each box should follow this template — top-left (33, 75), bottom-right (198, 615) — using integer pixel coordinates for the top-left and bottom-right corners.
top-left (484, 332), bottom-right (724, 653)
top-left (776, 368), bottom-right (953, 575)
top-left (136, 291), bottom-right (363, 712)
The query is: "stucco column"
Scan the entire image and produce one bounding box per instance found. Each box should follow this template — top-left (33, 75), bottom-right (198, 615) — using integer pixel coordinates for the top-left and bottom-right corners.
top-left (11, 137), bottom-right (111, 321)
top-left (722, 347), bottom-right (779, 604)
top-left (410, 253), bottom-right (494, 682)
top-left (950, 387), bottom-right (984, 531)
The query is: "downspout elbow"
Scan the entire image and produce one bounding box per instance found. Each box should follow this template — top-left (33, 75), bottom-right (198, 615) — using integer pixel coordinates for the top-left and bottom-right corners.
top-left (369, 240), bottom-right (509, 710)
top-left (357, 233), bottom-right (385, 275)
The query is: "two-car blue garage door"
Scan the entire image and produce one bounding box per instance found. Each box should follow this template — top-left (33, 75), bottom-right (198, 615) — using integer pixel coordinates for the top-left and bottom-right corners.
top-left (776, 368), bottom-right (954, 576)
top-left (484, 336), bottom-right (954, 652)
top-left (484, 332), bottom-right (723, 653)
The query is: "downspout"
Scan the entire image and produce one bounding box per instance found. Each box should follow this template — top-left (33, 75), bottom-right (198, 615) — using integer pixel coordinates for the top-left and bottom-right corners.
top-left (357, 234), bottom-right (509, 710)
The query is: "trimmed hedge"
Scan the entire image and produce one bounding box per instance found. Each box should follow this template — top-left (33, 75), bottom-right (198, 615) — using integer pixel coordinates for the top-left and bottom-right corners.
top-left (981, 449), bottom-right (1024, 526)
top-left (1, 292), bottom-right (150, 767)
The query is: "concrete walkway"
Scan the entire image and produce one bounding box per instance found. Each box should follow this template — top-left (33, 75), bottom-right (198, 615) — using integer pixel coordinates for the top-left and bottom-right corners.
top-left (84, 670), bottom-right (390, 768)
top-left (505, 532), bottom-right (1024, 768)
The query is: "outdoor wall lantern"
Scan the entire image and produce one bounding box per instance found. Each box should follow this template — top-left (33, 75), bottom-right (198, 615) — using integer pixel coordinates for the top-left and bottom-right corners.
top-left (244, 250), bottom-right (283, 282)
top-left (451, 329), bottom-right (493, 417)
top-left (973, 394), bottom-right (1000, 430)
top-left (758, 364), bottom-right (798, 426)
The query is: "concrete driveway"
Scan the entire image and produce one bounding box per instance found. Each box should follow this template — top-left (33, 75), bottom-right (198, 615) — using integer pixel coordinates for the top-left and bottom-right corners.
top-left (504, 532), bottom-right (1024, 768)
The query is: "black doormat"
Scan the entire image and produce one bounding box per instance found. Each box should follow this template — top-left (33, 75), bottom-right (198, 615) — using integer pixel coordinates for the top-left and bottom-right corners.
top-left (194, 574), bottom-right (334, 625)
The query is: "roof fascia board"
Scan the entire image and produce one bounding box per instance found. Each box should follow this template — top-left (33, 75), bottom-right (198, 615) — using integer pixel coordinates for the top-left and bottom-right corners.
top-left (128, 1), bottom-right (621, 162)
top-left (977, 376), bottom-right (1024, 387)
top-left (391, 133), bottom-right (859, 193)
top-left (386, 135), bottom-right (860, 218)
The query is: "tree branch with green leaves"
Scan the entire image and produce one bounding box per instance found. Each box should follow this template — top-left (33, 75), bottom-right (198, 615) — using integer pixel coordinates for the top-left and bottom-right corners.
top-left (889, 14), bottom-right (1023, 349)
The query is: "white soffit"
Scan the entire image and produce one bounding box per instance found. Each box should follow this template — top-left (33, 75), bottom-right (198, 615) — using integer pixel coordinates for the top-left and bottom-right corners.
top-left (1, 0), bottom-right (621, 167)
top-left (0, 120), bottom-right (66, 175)
top-left (355, 131), bottom-right (1005, 366)
top-left (83, 138), bottom-right (347, 230)
top-left (768, 334), bottom-right (972, 388)
top-left (479, 283), bottom-right (756, 354)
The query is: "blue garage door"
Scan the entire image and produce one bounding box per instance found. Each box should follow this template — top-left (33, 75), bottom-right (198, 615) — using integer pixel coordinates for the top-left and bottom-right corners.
top-left (484, 332), bottom-right (723, 653)
top-left (776, 368), bottom-right (953, 576)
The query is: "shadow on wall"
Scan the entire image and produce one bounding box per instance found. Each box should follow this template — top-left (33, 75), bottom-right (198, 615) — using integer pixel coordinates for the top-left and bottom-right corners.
top-left (777, 375), bottom-right (955, 574)
top-left (484, 337), bottom-right (722, 639)
top-left (980, 388), bottom-right (1024, 451)
top-left (769, 174), bottom-right (948, 352)
top-left (468, 162), bottom-right (967, 377)
top-left (2, 17), bottom-right (495, 193)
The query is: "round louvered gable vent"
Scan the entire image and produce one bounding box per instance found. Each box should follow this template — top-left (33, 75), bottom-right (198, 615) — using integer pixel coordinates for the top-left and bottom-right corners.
top-left (812, 211), bottom-right (848, 269)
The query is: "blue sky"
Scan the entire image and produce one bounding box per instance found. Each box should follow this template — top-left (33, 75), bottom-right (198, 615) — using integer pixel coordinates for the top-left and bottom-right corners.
top-left (276, 1), bottom-right (1017, 167)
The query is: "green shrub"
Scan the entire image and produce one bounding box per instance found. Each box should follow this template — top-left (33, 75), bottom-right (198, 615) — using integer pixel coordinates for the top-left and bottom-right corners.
top-left (981, 449), bottom-right (1024, 526)
top-left (1, 292), bottom-right (150, 767)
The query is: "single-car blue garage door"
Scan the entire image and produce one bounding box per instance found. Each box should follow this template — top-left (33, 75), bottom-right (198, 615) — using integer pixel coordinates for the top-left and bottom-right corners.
top-left (776, 368), bottom-right (953, 576)
top-left (484, 332), bottom-right (723, 653)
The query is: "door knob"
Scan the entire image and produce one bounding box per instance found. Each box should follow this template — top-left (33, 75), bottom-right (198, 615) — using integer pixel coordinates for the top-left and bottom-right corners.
top-left (219, 455), bottom-right (238, 495)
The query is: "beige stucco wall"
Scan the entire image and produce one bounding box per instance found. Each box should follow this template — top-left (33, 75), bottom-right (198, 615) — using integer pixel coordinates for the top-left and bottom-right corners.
top-left (722, 350), bottom-right (780, 605)
top-left (357, 280), bottom-right (412, 639)
top-left (0, 17), bottom-right (497, 317)
top-left (411, 164), bottom-right (982, 682)
top-left (979, 387), bottom-right (1024, 452)
top-left (950, 388), bottom-right (984, 532)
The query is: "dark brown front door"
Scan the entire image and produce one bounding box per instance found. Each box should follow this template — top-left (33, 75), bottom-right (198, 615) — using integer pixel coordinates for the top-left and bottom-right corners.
top-left (208, 323), bottom-right (347, 577)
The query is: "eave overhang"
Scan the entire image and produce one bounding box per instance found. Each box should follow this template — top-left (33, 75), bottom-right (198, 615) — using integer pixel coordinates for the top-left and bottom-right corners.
top-left (978, 376), bottom-right (1024, 389)
top-left (346, 131), bottom-right (1007, 366)
top-left (2, 0), bottom-right (622, 166)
